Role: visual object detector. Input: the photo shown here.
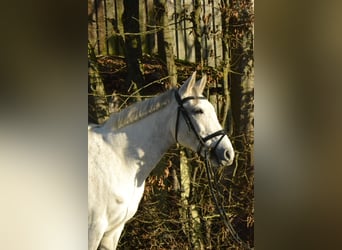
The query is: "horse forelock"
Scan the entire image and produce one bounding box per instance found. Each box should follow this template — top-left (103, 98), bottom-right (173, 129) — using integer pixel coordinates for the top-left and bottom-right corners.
top-left (103, 89), bottom-right (175, 131)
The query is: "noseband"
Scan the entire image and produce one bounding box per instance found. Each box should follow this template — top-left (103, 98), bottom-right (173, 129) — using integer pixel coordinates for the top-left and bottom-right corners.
top-left (174, 90), bottom-right (226, 155)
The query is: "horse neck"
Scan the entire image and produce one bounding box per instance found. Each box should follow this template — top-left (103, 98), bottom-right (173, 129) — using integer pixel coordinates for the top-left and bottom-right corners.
top-left (115, 101), bottom-right (176, 186)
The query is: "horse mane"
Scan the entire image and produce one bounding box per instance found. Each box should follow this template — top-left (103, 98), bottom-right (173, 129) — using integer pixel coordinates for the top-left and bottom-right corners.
top-left (103, 89), bottom-right (175, 131)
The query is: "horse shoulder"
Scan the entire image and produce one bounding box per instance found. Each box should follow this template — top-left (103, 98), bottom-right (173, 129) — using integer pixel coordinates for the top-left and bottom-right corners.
top-left (88, 129), bottom-right (148, 235)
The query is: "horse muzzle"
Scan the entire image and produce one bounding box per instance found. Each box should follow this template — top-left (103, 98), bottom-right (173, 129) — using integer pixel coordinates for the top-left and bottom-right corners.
top-left (213, 147), bottom-right (234, 166)
top-left (199, 132), bottom-right (234, 167)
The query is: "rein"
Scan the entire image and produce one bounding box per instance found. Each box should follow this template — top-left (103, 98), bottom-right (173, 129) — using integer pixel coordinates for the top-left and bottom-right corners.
top-left (204, 152), bottom-right (251, 249)
top-left (174, 89), bottom-right (251, 249)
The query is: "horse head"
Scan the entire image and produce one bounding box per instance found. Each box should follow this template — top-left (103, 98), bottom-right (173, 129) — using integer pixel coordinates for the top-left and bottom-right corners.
top-left (173, 71), bottom-right (234, 166)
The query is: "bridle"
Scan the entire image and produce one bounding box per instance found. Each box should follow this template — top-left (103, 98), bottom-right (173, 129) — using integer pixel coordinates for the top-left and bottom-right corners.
top-left (174, 89), bottom-right (251, 249)
top-left (174, 90), bottom-right (227, 156)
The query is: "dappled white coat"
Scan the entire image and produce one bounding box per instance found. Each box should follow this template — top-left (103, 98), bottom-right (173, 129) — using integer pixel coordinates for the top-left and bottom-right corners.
top-left (88, 72), bottom-right (234, 250)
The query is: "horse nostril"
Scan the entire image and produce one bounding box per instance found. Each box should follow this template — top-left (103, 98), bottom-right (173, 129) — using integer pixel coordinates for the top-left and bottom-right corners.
top-left (224, 150), bottom-right (231, 160)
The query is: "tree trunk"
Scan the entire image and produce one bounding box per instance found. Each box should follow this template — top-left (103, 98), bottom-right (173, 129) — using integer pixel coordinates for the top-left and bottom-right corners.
top-left (221, 66), bottom-right (233, 135)
top-left (88, 41), bottom-right (109, 124)
top-left (229, 0), bottom-right (254, 158)
top-left (107, 0), bottom-right (125, 56)
top-left (220, 0), bottom-right (233, 134)
top-left (192, 0), bottom-right (202, 65)
top-left (122, 0), bottom-right (144, 94)
top-left (179, 150), bottom-right (204, 249)
top-left (154, 0), bottom-right (177, 86)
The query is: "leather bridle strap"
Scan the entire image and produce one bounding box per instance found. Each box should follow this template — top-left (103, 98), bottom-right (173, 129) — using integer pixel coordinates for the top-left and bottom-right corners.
top-left (174, 90), bottom-right (205, 144)
top-left (174, 90), bottom-right (227, 154)
top-left (199, 129), bottom-right (226, 154)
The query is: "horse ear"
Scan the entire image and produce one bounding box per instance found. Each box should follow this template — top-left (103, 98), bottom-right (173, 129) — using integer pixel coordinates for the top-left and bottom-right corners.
top-left (194, 74), bottom-right (207, 95)
top-left (179, 71), bottom-right (197, 97)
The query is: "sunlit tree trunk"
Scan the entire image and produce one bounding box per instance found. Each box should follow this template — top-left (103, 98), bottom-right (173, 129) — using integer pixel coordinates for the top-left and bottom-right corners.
top-left (229, 0), bottom-right (254, 165)
top-left (88, 41), bottom-right (109, 124)
top-left (220, 0), bottom-right (233, 134)
top-left (154, 0), bottom-right (177, 86)
top-left (192, 0), bottom-right (202, 65)
top-left (179, 150), bottom-right (204, 249)
top-left (107, 0), bottom-right (125, 56)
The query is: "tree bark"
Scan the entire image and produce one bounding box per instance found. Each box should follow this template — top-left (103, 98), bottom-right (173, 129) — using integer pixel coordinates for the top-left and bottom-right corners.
top-left (107, 0), bottom-right (125, 56)
top-left (122, 0), bottom-right (144, 93)
top-left (179, 150), bottom-right (204, 249)
top-left (154, 0), bottom-right (177, 86)
top-left (220, 0), bottom-right (233, 134)
top-left (192, 0), bottom-right (202, 65)
top-left (229, 0), bottom-right (254, 158)
top-left (88, 41), bottom-right (109, 124)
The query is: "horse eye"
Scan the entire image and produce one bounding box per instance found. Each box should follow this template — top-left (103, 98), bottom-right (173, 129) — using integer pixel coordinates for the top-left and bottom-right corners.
top-left (193, 108), bottom-right (204, 115)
